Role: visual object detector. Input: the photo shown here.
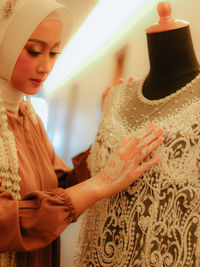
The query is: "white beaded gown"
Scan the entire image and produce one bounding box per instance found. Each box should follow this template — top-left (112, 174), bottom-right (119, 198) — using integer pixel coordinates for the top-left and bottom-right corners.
top-left (75, 74), bottom-right (200, 267)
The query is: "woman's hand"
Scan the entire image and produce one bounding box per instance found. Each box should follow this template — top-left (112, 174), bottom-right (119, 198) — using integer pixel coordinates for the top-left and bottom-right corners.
top-left (83, 124), bottom-right (163, 197)
top-left (66, 124), bottom-right (163, 216)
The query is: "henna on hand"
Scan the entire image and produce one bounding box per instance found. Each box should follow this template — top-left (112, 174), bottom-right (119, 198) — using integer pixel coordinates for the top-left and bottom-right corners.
top-left (82, 124), bottom-right (164, 196)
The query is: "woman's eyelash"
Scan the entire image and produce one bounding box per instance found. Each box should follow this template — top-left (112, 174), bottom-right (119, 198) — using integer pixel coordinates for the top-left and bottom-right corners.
top-left (28, 50), bottom-right (42, 57)
top-left (49, 52), bottom-right (61, 57)
top-left (28, 50), bottom-right (60, 57)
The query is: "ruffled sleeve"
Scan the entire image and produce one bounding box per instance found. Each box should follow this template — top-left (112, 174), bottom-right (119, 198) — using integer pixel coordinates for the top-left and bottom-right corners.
top-left (0, 187), bottom-right (77, 252)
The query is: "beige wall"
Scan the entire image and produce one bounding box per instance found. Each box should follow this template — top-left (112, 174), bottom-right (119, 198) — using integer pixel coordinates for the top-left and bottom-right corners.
top-left (46, 1), bottom-right (200, 266)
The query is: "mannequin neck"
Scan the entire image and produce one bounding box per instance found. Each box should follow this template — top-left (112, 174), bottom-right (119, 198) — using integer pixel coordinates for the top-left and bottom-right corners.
top-left (143, 26), bottom-right (200, 100)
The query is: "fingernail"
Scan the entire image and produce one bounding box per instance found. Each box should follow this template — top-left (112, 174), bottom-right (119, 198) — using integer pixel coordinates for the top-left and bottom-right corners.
top-left (157, 128), bottom-right (164, 135)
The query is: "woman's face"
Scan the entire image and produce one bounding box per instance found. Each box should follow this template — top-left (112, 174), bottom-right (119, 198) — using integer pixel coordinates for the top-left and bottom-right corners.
top-left (11, 19), bottom-right (62, 95)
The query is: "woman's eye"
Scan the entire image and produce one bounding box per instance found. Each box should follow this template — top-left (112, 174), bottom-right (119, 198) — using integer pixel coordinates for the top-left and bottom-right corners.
top-left (28, 50), bottom-right (42, 57)
top-left (49, 52), bottom-right (61, 58)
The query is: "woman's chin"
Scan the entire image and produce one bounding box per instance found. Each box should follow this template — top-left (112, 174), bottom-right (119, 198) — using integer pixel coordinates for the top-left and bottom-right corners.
top-left (19, 86), bottom-right (41, 95)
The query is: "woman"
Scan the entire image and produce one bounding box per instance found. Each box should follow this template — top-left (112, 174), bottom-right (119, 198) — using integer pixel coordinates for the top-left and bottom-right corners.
top-left (0, 0), bottom-right (163, 266)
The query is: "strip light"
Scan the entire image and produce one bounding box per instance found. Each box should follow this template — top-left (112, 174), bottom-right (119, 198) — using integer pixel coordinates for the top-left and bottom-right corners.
top-left (44, 0), bottom-right (154, 94)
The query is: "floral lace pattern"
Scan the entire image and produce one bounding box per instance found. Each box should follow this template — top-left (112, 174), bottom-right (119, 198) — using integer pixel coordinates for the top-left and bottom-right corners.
top-left (75, 75), bottom-right (200, 267)
top-left (0, 0), bottom-right (18, 20)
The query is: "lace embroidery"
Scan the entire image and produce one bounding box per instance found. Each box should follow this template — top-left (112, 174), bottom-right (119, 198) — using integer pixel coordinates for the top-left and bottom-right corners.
top-left (0, 98), bottom-right (20, 266)
top-left (75, 75), bottom-right (200, 267)
top-left (0, 0), bottom-right (18, 20)
top-left (83, 126), bottom-right (161, 191)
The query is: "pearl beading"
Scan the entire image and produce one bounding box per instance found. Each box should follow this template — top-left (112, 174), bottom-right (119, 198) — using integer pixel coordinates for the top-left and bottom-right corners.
top-left (136, 73), bottom-right (200, 106)
top-left (114, 73), bottom-right (200, 134)
top-left (76, 73), bottom-right (200, 266)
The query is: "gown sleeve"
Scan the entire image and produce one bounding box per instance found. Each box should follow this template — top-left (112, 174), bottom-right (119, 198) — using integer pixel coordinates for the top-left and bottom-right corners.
top-left (0, 187), bottom-right (77, 252)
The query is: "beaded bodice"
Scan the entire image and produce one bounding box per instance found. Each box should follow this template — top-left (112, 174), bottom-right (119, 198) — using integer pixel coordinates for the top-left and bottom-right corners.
top-left (75, 74), bottom-right (200, 267)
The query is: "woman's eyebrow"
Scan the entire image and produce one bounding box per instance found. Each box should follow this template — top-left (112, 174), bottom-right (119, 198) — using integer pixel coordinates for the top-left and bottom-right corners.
top-left (28, 39), bottom-right (46, 45)
top-left (28, 39), bottom-right (60, 47)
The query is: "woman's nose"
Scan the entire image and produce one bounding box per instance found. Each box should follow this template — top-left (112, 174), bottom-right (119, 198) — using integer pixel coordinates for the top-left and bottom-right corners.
top-left (37, 56), bottom-right (52, 74)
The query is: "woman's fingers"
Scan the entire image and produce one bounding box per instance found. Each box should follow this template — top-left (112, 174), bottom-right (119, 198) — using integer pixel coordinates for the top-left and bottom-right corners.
top-left (140, 136), bottom-right (164, 160)
top-left (119, 125), bottom-right (156, 154)
top-left (123, 128), bottom-right (163, 158)
top-left (140, 124), bottom-right (156, 140)
top-left (118, 137), bottom-right (131, 150)
top-left (117, 126), bottom-right (164, 161)
top-left (137, 128), bottom-right (164, 150)
top-left (134, 156), bottom-right (161, 178)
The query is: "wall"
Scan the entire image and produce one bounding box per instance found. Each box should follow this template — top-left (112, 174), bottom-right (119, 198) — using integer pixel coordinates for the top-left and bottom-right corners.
top-left (46, 1), bottom-right (200, 266)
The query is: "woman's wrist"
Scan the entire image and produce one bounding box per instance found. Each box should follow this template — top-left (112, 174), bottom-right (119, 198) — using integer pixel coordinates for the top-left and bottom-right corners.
top-left (65, 177), bottom-right (104, 215)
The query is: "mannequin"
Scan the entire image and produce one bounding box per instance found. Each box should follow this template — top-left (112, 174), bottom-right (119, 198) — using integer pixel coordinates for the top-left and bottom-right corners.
top-left (75, 2), bottom-right (200, 266)
top-left (143, 1), bottom-right (200, 100)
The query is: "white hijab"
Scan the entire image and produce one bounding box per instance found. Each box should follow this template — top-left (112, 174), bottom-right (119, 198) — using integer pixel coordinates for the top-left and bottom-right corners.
top-left (0, 0), bottom-right (72, 111)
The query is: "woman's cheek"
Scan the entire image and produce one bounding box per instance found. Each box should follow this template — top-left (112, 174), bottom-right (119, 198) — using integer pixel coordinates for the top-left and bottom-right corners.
top-left (15, 53), bottom-right (34, 74)
top-left (11, 52), bottom-right (34, 89)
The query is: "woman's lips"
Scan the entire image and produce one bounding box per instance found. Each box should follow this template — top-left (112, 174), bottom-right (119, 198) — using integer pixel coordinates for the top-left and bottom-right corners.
top-left (30, 79), bottom-right (43, 86)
